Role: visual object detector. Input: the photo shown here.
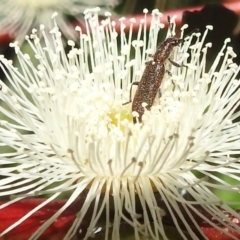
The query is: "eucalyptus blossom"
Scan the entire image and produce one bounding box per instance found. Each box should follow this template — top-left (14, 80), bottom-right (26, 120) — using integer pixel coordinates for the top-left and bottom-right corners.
top-left (0, 0), bottom-right (120, 42)
top-left (0, 7), bottom-right (240, 240)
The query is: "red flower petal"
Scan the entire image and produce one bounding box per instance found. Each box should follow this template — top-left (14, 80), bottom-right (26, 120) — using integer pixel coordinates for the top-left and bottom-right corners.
top-left (0, 198), bottom-right (79, 240)
top-left (0, 33), bottom-right (13, 44)
top-left (202, 226), bottom-right (240, 240)
top-left (158, 201), bottom-right (240, 240)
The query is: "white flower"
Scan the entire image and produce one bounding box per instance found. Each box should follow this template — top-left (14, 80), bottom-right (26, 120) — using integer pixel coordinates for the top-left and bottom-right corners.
top-left (0, 0), bottom-right (120, 42)
top-left (1, 7), bottom-right (240, 240)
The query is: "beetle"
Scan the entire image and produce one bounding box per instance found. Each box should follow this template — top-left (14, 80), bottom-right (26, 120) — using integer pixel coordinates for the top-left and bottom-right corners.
top-left (124, 17), bottom-right (198, 123)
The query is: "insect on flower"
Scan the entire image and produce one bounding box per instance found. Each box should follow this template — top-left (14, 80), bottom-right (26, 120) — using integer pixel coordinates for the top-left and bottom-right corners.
top-left (1, 8), bottom-right (240, 240)
top-left (124, 17), bottom-right (198, 123)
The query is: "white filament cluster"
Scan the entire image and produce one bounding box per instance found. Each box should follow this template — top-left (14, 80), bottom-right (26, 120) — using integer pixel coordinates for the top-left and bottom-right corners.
top-left (0, 0), bottom-right (120, 42)
top-left (0, 7), bottom-right (240, 240)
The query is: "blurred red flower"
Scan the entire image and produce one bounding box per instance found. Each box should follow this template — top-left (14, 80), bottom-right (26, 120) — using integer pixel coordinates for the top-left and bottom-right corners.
top-left (0, 199), bottom-right (78, 240)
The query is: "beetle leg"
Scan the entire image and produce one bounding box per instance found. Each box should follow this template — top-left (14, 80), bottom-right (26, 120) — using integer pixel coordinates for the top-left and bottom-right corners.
top-left (166, 70), bottom-right (172, 76)
top-left (123, 82), bottom-right (139, 105)
top-left (168, 58), bottom-right (187, 68)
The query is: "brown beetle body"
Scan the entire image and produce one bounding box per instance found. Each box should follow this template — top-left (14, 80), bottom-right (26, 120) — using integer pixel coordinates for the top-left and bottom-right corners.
top-left (132, 37), bottom-right (183, 123)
